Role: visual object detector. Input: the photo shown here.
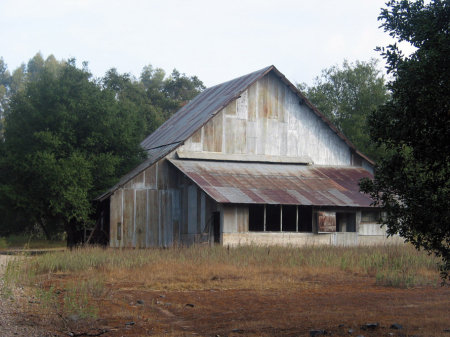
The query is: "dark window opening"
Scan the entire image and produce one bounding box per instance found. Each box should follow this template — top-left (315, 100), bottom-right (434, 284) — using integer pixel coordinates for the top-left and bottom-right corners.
top-left (266, 205), bottom-right (281, 231)
top-left (249, 204), bottom-right (265, 231)
top-left (336, 213), bottom-right (356, 232)
top-left (361, 211), bottom-right (381, 223)
top-left (298, 206), bottom-right (312, 232)
top-left (282, 205), bottom-right (297, 231)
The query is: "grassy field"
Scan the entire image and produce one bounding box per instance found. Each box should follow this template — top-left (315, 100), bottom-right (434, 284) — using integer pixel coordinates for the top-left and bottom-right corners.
top-left (2, 244), bottom-right (447, 336)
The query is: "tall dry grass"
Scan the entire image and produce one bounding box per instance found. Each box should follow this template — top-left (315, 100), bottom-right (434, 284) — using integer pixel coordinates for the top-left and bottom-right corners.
top-left (5, 243), bottom-right (441, 292)
top-left (1, 244), bottom-right (445, 331)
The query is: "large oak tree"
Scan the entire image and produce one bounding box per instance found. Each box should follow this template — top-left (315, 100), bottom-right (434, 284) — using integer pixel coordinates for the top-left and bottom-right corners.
top-left (359, 0), bottom-right (450, 279)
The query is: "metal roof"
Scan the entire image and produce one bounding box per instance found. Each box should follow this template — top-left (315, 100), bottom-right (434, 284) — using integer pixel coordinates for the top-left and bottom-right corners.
top-left (169, 159), bottom-right (374, 207)
top-left (96, 143), bottom-right (180, 201)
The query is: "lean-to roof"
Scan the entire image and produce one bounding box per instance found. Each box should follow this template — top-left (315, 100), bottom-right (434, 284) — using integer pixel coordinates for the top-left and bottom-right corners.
top-left (169, 159), bottom-right (374, 207)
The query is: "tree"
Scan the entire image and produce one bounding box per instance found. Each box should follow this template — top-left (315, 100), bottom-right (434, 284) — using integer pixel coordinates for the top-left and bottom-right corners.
top-left (140, 65), bottom-right (205, 119)
top-left (298, 59), bottom-right (389, 161)
top-left (0, 60), bottom-right (146, 244)
top-left (359, 0), bottom-right (450, 279)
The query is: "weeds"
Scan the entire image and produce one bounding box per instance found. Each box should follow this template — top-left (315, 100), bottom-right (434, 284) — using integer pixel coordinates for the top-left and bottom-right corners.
top-left (0, 237), bottom-right (7, 249)
top-left (4, 244), bottom-right (441, 322)
top-left (0, 234), bottom-right (65, 250)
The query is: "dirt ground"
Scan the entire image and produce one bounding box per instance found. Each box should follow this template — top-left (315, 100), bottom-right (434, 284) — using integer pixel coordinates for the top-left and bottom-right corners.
top-left (10, 271), bottom-right (450, 337)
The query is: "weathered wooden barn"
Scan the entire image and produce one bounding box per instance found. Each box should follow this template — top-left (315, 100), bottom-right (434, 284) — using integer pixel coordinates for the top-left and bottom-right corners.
top-left (97, 65), bottom-right (400, 248)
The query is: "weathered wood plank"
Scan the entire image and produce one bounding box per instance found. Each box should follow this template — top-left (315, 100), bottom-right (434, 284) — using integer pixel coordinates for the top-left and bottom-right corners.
top-left (109, 190), bottom-right (122, 248)
top-left (236, 119), bottom-right (247, 154)
top-left (236, 90), bottom-right (248, 120)
top-left (148, 189), bottom-right (159, 246)
top-left (213, 110), bottom-right (223, 152)
top-left (188, 185), bottom-right (198, 234)
top-left (145, 164), bottom-right (157, 189)
top-left (123, 189), bottom-right (134, 247)
top-left (225, 117), bottom-right (236, 154)
top-left (131, 172), bottom-right (145, 189)
top-left (203, 119), bottom-right (214, 152)
top-left (135, 189), bottom-right (147, 247)
top-left (247, 83), bottom-right (257, 122)
top-left (224, 99), bottom-right (236, 116)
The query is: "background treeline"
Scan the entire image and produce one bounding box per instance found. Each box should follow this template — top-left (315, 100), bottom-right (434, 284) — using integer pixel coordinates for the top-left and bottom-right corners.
top-left (0, 52), bottom-right (205, 141)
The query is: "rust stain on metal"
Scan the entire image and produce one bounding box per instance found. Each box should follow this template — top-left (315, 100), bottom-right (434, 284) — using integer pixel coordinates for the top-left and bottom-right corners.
top-left (169, 159), bottom-right (374, 207)
top-left (318, 211), bottom-right (336, 232)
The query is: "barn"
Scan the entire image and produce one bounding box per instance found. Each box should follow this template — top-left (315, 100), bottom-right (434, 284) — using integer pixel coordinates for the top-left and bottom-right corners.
top-left (97, 65), bottom-right (400, 248)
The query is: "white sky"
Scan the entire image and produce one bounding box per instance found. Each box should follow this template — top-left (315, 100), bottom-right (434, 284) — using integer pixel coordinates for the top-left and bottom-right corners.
top-left (0, 0), bottom-right (415, 87)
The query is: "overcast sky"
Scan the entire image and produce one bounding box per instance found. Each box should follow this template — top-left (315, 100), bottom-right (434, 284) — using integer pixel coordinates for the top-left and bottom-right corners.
top-left (0, 0), bottom-right (415, 87)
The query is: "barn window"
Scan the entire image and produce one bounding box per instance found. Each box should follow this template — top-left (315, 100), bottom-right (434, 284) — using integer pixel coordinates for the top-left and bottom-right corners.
top-left (361, 211), bottom-right (383, 223)
top-left (282, 205), bottom-right (297, 231)
top-left (249, 204), bottom-right (265, 231)
top-left (298, 206), bottom-right (312, 232)
top-left (249, 205), bottom-right (313, 232)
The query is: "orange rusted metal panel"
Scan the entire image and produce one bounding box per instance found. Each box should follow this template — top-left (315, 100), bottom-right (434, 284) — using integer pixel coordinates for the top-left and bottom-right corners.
top-left (318, 211), bottom-right (336, 232)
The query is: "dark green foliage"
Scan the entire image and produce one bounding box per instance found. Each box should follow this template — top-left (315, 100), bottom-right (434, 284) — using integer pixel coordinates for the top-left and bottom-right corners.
top-left (298, 59), bottom-right (389, 161)
top-left (140, 65), bottom-right (205, 119)
top-left (0, 60), bottom-right (146, 241)
top-left (359, 0), bottom-right (450, 280)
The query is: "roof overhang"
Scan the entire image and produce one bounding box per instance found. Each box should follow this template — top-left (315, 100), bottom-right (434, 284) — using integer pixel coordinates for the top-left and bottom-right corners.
top-left (169, 159), bottom-right (375, 207)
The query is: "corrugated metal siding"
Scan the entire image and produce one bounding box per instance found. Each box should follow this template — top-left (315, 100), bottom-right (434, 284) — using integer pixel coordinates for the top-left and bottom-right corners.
top-left (169, 159), bottom-right (374, 207)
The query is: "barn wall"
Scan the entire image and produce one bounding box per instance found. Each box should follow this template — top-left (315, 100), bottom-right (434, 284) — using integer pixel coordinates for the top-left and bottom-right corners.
top-left (179, 176), bottom-right (217, 246)
top-left (109, 151), bottom-right (184, 248)
top-left (179, 71), bottom-right (352, 166)
top-left (110, 151), bottom-right (221, 248)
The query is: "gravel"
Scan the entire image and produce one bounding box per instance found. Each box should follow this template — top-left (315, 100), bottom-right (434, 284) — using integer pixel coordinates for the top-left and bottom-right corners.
top-left (0, 254), bottom-right (52, 336)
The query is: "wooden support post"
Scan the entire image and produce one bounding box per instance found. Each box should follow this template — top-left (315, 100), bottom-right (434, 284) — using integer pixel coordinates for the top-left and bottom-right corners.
top-left (296, 205), bottom-right (299, 232)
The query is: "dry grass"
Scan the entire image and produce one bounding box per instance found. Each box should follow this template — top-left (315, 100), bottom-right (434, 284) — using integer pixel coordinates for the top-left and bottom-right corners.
top-left (3, 244), bottom-right (447, 336)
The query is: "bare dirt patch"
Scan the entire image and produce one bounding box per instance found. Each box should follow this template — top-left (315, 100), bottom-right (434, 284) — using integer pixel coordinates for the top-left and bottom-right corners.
top-left (18, 273), bottom-right (450, 336)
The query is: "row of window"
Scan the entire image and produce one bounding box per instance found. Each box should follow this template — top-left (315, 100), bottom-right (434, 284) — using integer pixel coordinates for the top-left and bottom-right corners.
top-left (249, 206), bottom-right (384, 232)
top-left (249, 204), bottom-right (312, 232)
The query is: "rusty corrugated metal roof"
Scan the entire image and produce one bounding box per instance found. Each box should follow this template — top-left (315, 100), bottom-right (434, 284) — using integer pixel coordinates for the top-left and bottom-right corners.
top-left (169, 159), bottom-right (374, 207)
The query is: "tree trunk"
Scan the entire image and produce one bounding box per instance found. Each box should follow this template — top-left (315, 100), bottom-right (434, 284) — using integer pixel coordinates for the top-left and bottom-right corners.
top-left (65, 221), bottom-right (76, 249)
top-left (36, 217), bottom-right (51, 240)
